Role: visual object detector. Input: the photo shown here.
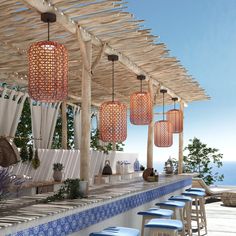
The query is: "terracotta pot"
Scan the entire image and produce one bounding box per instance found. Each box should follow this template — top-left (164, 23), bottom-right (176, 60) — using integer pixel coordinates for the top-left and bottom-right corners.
top-left (53, 170), bottom-right (62, 182)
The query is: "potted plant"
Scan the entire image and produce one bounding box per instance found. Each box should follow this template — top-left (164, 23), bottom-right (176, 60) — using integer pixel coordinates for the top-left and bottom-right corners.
top-left (53, 163), bottom-right (64, 182)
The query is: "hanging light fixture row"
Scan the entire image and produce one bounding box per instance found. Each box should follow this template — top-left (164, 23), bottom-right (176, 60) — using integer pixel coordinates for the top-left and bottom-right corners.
top-left (99, 55), bottom-right (127, 143)
top-left (154, 89), bottom-right (173, 147)
top-left (28, 12), bottom-right (68, 103)
top-left (130, 75), bottom-right (153, 125)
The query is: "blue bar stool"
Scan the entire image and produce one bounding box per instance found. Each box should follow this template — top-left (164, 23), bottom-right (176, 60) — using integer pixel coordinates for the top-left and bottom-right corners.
top-left (155, 200), bottom-right (185, 236)
top-left (169, 195), bottom-right (192, 236)
top-left (145, 219), bottom-right (183, 236)
top-left (138, 208), bottom-right (173, 236)
top-left (186, 187), bottom-right (205, 193)
top-left (89, 226), bottom-right (140, 236)
top-left (182, 191), bottom-right (207, 236)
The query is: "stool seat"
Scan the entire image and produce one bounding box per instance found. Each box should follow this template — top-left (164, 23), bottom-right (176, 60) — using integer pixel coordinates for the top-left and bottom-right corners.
top-left (89, 226), bottom-right (140, 236)
top-left (169, 195), bottom-right (192, 202)
top-left (138, 208), bottom-right (173, 218)
top-left (182, 191), bottom-right (205, 197)
top-left (186, 187), bottom-right (205, 192)
top-left (156, 200), bottom-right (185, 208)
top-left (145, 219), bottom-right (183, 231)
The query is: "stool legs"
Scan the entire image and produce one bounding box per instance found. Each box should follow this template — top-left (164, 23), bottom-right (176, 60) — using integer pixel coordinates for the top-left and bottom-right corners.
top-left (184, 202), bottom-right (192, 236)
top-left (191, 196), bottom-right (207, 236)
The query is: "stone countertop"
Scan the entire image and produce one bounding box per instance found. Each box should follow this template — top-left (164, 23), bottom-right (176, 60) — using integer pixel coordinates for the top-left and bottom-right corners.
top-left (0, 175), bottom-right (191, 234)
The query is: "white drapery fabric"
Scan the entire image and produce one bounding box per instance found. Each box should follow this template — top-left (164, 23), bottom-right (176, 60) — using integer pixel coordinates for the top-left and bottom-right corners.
top-left (30, 100), bottom-right (61, 148)
top-left (0, 88), bottom-right (27, 137)
top-left (73, 106), bottom-right (81, 149)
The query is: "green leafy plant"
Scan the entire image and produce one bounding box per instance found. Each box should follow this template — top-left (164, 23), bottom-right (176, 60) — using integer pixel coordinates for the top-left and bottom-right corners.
top-left (44, 178), bottom-right (81, 203)
top-left (31, 149), bottom-right (40, 169)
top-left (183, 137), bottom-right (224, 185)
top-left (28, 145), bottom-right (33, 161)
top-left (20, 145), bottom-right (29, 162)
top-left (53, 163), bottom-right (63, 171)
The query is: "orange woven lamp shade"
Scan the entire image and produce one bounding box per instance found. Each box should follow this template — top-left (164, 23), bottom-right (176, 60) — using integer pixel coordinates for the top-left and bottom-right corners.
top-left (130, 75), bottom-right (152, 125)
top-left (99, 101), bottom-right (127, 142)
top-left (154, 120), bottom-right (173, 147)
top-left (167, 109), bottom-right (183, 133)
top-left (28, 41), bottom-right (68, 102)
top-left (28, 13), bottom-right (68, 102)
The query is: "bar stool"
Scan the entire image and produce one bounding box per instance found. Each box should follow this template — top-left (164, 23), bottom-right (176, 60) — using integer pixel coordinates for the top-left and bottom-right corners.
top-left (89, 226), bottom-right (140, 236)
top-left (186, 188), bottom-right (205, 193)
top-left (145, 219), bottom-right (183, 236)
top-left (155, 200), bottom-right (185, 236)
top-left (138, 208), bottom-right (173, 236)
top-left (182, 191), bottom-right (207, 236)
top-left (169, 195), bottom-right (192, 236)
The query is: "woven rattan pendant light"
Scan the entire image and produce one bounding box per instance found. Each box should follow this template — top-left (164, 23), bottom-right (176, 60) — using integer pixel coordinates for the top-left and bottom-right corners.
top-left (28, 12), bottom-right (68, 102)
top-left (167, 98), bottom-right (183, 133)
top-left (154, 89), bottom-right (173, 147)
top-left (130, 75), bottom-right (152, 125)
top-left (99, 55), bottom-right (127, 142)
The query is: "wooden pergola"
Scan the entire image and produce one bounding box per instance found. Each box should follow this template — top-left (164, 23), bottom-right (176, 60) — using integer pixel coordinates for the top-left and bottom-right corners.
top-left (0, 0), bottom-right (209, 181)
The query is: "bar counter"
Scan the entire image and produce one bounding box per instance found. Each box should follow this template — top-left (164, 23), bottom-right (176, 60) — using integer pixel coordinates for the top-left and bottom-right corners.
top-left (0, 175), bottom-right (192, 236)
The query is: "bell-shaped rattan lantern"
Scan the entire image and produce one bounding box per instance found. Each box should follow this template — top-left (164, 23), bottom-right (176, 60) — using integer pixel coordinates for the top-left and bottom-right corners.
top-left (166, 98), bottom-right (183, 133)
top-left (154, 89), bottom-right (173, 147)
top-left (130, 75), bottom-right (152, 125)
top-left (28, 13), bottom-right (68, 102)
top-left (99, 55), bottom-right (127, 142)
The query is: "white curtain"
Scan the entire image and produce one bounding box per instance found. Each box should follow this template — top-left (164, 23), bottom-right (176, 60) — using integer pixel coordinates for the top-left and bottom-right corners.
top-left (0, 88), bottom-right (27, 137)
top-left (30, 100), bottom-right (61, 149)
top-left (73, 106), bottom-right (81, 149)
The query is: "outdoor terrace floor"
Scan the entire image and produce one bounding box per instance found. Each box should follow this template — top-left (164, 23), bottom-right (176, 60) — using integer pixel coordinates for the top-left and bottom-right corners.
top-left (206, 200), bottom-right (236, 236)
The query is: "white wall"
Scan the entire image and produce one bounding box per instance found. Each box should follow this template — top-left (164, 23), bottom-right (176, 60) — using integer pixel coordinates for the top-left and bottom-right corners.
top-left (11, 150), bottom-right (139, 183)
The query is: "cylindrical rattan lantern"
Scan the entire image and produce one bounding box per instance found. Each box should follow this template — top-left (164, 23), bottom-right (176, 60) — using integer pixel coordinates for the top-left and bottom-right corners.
top-left (99, 55), bottom-right (127, 142)
top-left (28, 13), bottom-right (68, 102)
top-left (154, 120), bottom-right (173, 147)
top-left (154, 89), bottom-right (173, 147)
top-left (166, 98), bottom-right (183, 133)
top-left (99, 101), bottom-right (127, 142)
top-left (130, 75), bottom-right (152, 125)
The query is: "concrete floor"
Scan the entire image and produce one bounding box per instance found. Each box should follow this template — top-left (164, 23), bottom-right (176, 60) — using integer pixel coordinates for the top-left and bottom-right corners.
top-left (204, 201), bottom-right (236, 236)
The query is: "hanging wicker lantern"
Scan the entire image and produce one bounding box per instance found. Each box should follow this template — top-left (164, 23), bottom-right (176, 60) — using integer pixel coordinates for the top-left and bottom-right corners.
top-left (99, 55), bottom-right (127, 142)
top-left (166, 98), bottom-right (183, 133)
top-left (154, 89), bottom-right (173, 147)
top-left (28, 13), bottom-right (68, 102)
top-left (130, 75), bottom-right (152, 125)
top-left (154, 120), bottom-right (173, 147)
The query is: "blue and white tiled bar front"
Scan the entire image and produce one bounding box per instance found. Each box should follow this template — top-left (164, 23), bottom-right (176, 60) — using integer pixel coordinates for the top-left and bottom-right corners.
top-left (1, 175), bottom-right (192, 236)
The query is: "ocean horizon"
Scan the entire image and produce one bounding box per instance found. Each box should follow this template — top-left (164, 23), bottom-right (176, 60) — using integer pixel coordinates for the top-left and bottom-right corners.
top-left (149, 160), bottom-right (236, 186)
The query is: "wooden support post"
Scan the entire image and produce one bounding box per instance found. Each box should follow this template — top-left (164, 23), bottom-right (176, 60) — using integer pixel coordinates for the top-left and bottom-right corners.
top-left (78, 28), bottom-right (92, 182)
top-left (178, 101), bottom-right (184, 174)
top-left (61, 101), bottom-right (67, 149)
top-left (112, 142), bottom-right (116, 151)
top-left (146, 79), bottom-right (155, 169)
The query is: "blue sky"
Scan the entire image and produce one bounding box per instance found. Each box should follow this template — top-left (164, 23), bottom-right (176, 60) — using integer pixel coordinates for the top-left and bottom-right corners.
top-left (123, 0), bottom-right (236, 162)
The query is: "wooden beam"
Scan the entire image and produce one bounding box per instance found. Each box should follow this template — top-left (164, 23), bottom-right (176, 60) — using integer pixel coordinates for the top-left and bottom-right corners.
top-left (147, 79), bottom-right (156, 169)
top-left (178, 101), bottom-right (184, 174)
top-left (91, 43), bottom-right (106, 75)
top-left (61, 101), bottom-right (67, 149)
top-left (21, 0), bottom-right (187, 104)
top-left (79, 39), bottom-right (92, 181)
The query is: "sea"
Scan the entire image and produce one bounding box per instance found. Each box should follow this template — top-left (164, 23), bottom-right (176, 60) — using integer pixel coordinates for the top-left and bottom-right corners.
top-left (152, 161), bottom-right (236, 186)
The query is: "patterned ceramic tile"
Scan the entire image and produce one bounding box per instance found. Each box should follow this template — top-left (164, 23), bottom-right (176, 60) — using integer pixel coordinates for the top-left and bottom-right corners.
top-left (6, 178), bottom-right (191, 236)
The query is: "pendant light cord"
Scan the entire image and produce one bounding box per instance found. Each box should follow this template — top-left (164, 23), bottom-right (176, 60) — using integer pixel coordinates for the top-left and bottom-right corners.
top-left (48, 21), bottom-right (50, 41)
top-left (140, 79), bottom-right (143, 92)
top-left (162, 92), bottom-right (165, 120)
top-left (112, 60), bottom-right (115, 102)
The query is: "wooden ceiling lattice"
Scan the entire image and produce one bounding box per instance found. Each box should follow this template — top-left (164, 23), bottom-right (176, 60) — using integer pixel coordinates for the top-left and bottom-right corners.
top-left (0, 0), bottom-right (209, 107)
